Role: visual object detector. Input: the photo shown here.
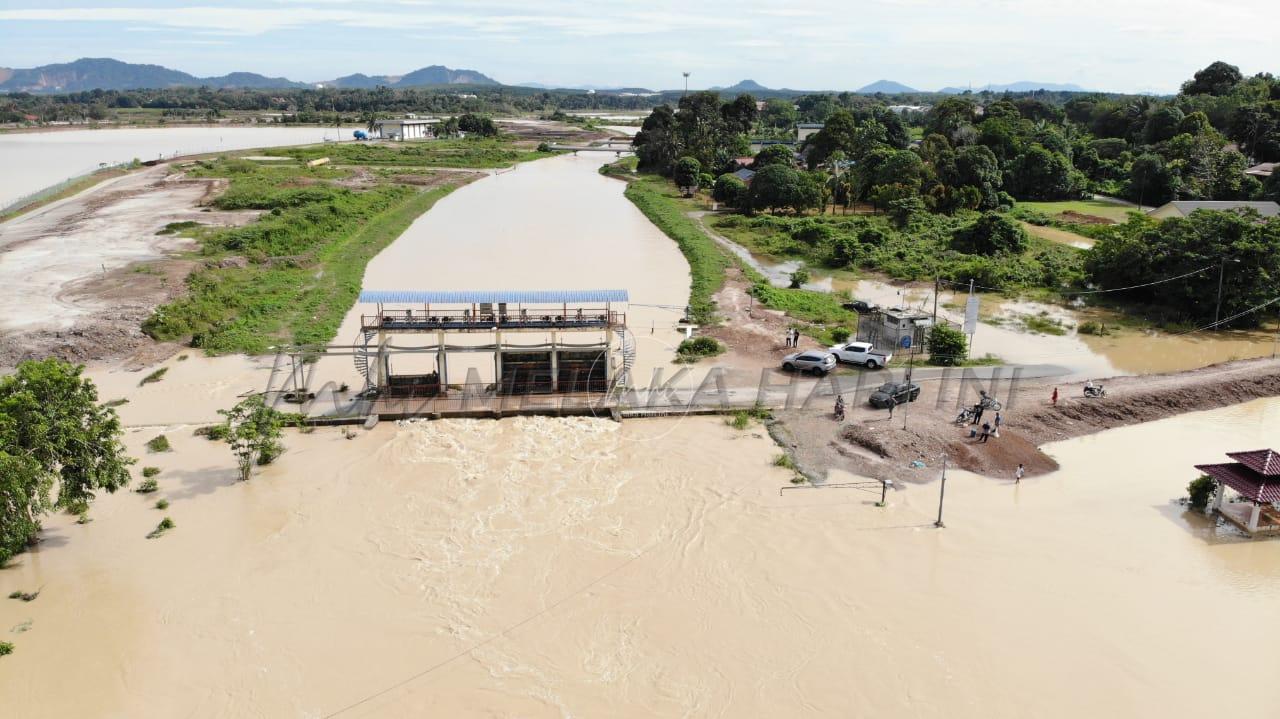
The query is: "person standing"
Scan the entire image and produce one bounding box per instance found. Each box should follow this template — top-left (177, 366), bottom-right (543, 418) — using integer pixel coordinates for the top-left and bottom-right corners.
top-left (886, 396), bottom-right (897, 419)
top-left (1015, 463), bottom-right (1025, 483)
top-left (1051, 387), bottom-right (1059, 405)
top-left (994, 411), bottom-right (1002, 436)
top-left (973, 403), bottom-right (985, 426)
top-left (980, 422), bottom-right (992, 443)
top-left (792, 328), bottom-right (800, 347)
top-left (784, 329), bottom-right (792, 348)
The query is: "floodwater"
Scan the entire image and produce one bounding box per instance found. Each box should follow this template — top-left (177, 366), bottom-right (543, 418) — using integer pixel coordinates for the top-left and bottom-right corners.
top-left (0, 126), bottom-right (337, 208)
top-left (2, 398), bottom-right (1277, 717)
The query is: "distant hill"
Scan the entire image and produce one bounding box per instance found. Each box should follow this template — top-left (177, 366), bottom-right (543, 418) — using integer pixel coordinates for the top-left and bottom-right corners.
top-left (0, 58), bottom-right (310, 92)
top-left (938, 81), bottom-right (1089, 94)
top-left (0, 57), bottom-right (499, 93)
top-left (856, 80), bottom-right (918, 94)
top-left (714, 79), bottom-right (771, 93)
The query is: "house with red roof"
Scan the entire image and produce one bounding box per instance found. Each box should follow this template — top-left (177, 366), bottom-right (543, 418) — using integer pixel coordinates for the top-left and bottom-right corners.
top-left (1195, 449), bottom-right (1280, 535)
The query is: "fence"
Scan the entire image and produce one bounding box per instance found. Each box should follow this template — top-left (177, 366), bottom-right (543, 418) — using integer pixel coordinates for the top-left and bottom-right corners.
top-left (0, 161), bottom-right (135, 216)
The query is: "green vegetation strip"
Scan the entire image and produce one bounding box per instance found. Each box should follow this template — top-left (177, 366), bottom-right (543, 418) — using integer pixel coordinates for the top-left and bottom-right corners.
top-left (623, 177), bottom-right (731, 324)
top-left (146, 157), bottom-right (460, 353)
top-left (264, 138), bottom-right (555, 169)
top-left (623, 175), bottom-right (856, 341)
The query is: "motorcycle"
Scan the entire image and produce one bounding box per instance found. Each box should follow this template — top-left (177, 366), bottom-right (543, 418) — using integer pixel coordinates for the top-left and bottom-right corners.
top-left (1083, 384), bottom-right (1106, 398)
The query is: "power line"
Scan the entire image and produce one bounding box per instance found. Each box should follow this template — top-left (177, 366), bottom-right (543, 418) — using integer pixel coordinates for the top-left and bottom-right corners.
top-left (937, 263), bottom-right (1216, 296)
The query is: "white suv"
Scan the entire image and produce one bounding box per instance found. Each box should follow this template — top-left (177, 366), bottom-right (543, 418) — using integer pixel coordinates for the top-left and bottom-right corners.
top-left (782, 351), bottom-right (837, 376)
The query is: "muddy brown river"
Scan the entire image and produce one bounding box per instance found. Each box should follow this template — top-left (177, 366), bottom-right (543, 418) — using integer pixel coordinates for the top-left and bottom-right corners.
top-left (1, 140), bottom-right (1278, 718)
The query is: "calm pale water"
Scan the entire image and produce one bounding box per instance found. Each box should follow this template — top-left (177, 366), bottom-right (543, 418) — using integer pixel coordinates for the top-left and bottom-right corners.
top-left (0, 126), bottom-right (337, 208)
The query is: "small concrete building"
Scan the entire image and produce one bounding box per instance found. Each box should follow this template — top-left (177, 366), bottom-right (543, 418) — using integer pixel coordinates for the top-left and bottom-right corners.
top-left (1148, 200), bottom-right (1280, 220)
top-left (796, 123), bottom-right (824, 142)
top-left (1196, 449), bottom-right (1280, 536)
top-left (856, 306), bottom-right (935, 351)
top-left (373, 118), bottom-right (438, 141)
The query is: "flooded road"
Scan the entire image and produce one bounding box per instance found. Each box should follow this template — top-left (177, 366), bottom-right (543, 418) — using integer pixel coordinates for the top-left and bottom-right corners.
top-left (0, 126), bottom-right (337, 209)
top-left (2, 399), bottom-right (1276, 717)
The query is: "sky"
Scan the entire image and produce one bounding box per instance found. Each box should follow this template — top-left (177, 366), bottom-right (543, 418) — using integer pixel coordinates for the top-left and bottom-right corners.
top-left (0, 0), bottom-right (1275, 93)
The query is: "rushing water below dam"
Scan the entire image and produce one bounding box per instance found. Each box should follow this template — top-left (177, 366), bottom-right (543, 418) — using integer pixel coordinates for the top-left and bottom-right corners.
top-left (0, 126), bottom-right (338, 209)
top-left (1, 398), bottom-right (1277, 717)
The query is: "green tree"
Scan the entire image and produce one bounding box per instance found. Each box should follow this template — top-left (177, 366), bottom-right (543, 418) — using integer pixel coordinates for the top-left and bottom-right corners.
top-left (926, 324), bottom-right (968, 366)
top-left (0, 359), bottom-right (133, 563)
top-left (1143, 106), bottom-right (1185, 144)
top-left (456, 113), bottom-right (498, 137)
top-left (923, 98), bottom-right (976, 141)
top-left (753, 144), bottom-right (795, 168)
top-left (760, 98), bottom-right (798, 130)
top-left (953, 212), bottom-right (1028, 255)
top-left (1182, 61), bottom-right (1243, 96)
top-left (1008, 145), bottom-right (1080, 200)
top-left (748, 164), bottom-right (820, 214)
top-left (720, 94), bottom-right (758, 134)
top-left (633, 105), bottom-right (679, 173)
top-left (218, 395), bottom-right (286, 482)
top-left (712, 173), bottom-right (747, 206)
top-left (1127, 153), bottom-right (1179, 205)
top-left (672, 156), bottom-right (702, 189)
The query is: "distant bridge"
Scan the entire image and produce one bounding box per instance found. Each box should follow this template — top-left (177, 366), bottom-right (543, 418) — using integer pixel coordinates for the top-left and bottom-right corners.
top-left (549, 144), bottom-right (634, 155)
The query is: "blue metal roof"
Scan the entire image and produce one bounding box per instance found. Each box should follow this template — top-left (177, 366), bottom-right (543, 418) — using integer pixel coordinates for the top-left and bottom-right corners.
top-left (358, 289), bottom-right (629, 304)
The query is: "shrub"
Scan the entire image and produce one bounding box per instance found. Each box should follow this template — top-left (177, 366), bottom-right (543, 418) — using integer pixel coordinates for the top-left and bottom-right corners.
top-left (155, 499), bottom-right (170, 510)
top-left (145, 435), bottom-right (171, 453)
top-left (727, 411), bottom-right (751, 430)
top-left (773, 453), bottom-right (796, 470)
top-left (142, 466), bottom-right (161, 478)
top-left (788, 265), bottom-right (811, 288)
top-left (135, 478), bottom-right (159, 494)
top-left (147, 517), bottom-right (176, 539)
top-left (195, 424), bottom-right (230, 441)
top-left (0, 641), bottom-right (12, 656)
top-left (712, 173), bottom-right (747, 206)
top-left (676, 336), bottom-right (725, 363)
top-left (831, 327), bottom-right (852, 343)
top-left (1187, 475), bottom-right (1216, 509)
top-left (1077, 320), bottom-right (1110, 336)
top-left (927, 324), bottom-right (968, 366)
top-left (139, 367), bottom-right (169, 385)
top-left (103, 398), bottom-right (130, 409)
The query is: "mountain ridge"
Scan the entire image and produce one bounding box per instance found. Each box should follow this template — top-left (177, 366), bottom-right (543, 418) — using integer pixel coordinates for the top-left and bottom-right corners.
top-left (0, 58), bottom-right (500, 93)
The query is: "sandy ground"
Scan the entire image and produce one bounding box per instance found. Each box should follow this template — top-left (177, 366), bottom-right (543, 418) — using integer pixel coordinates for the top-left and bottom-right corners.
top-left (0, 165), bottom-right (260, 366)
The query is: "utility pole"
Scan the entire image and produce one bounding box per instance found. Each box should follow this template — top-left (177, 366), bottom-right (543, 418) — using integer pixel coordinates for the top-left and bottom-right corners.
top-left (1213, 254), bottom-right (1223, 327)
top-left (902, 342), bottom-right (917, 431)
top-left (932, 275), bottom-right (940, 325)
top-left (935, 455), bottom-right (948, 528)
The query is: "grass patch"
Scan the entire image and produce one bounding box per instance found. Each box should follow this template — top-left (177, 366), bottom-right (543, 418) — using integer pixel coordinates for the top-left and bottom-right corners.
top-left (7, 590), bottom-right (39, 602)
top-left (102, 398), bottom-right (129, 409)
top-left (145, 435), bottom-right (171, 453)
top-left (0, 641), bottom-right (12, 657)
top-left (773, 453), bottom-right (796, 470)
top-left (139, 367), bottom-right (169, 385)
top-left (194, 424), bottom-right (230, 440)
top-left (155, 499), bottom-right (170, 510)
top-left (141, 466), bottom-right (161, 478)
top-left (623, 176), bottom-right (730, 324)
top-left (1016, 199), bottom-right (1137, 223)
top-left (1077, 320), bottom-right (1112, 336)
top-left (135, 478), bottom-right (159, 493)
top-left (1022, 312), bottom-right (1069, 335)
top-left (157, 220), bottom-right (200, 236)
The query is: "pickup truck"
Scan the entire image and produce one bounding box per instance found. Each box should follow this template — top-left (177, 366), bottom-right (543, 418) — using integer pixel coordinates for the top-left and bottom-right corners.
top-left (827, 341), bottom-right (892, 369)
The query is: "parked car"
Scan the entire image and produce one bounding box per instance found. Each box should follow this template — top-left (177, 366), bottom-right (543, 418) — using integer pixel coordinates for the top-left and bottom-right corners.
top-left (828, 341), bottom-right (893, 369)
top-left (781, 351), bottom-right (837, 376)
top-left (869, 381), bottom-right (921, 408)
top-left (841, 300), bottom-right (878, 314)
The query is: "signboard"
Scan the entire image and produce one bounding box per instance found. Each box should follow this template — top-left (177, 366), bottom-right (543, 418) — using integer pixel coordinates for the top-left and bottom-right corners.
top-left (963, 296), bottom-right (980, 335)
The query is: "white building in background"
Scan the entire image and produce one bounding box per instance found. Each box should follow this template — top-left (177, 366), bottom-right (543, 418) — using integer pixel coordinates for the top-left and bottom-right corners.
top-left (372, 118), bottom-right (438, 140)
top-left (796, 122), bottom-right (824, 141)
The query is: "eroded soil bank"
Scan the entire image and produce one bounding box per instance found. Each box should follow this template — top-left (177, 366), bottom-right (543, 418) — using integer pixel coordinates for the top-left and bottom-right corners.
top-left (775, 356), bottom-right (1280, 484)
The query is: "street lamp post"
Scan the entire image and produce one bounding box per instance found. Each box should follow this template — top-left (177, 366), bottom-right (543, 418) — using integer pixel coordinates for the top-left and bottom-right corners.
top-left (682, 72), bottom-right (690, 97)
top-left (935, 455), bottom-right (949, 528)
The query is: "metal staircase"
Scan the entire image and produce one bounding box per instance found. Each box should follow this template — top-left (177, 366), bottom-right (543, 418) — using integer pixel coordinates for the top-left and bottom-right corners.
top-left (614, 327), bottom-right (636, 390)
top-left (353, 328), bottom-right (376, 389)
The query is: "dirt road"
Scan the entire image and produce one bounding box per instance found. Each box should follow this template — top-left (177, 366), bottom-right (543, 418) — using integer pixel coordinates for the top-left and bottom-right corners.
top-left (773, 356), bottom-right (1280, 484)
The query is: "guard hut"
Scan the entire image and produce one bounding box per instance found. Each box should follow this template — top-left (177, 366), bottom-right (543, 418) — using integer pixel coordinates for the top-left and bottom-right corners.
top-left (1195, 449), bottom-right (1280, 536)
top-left (857, 306), bottom-right (935, 352)
top-left (353, 289), bottom-right (633, 411)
